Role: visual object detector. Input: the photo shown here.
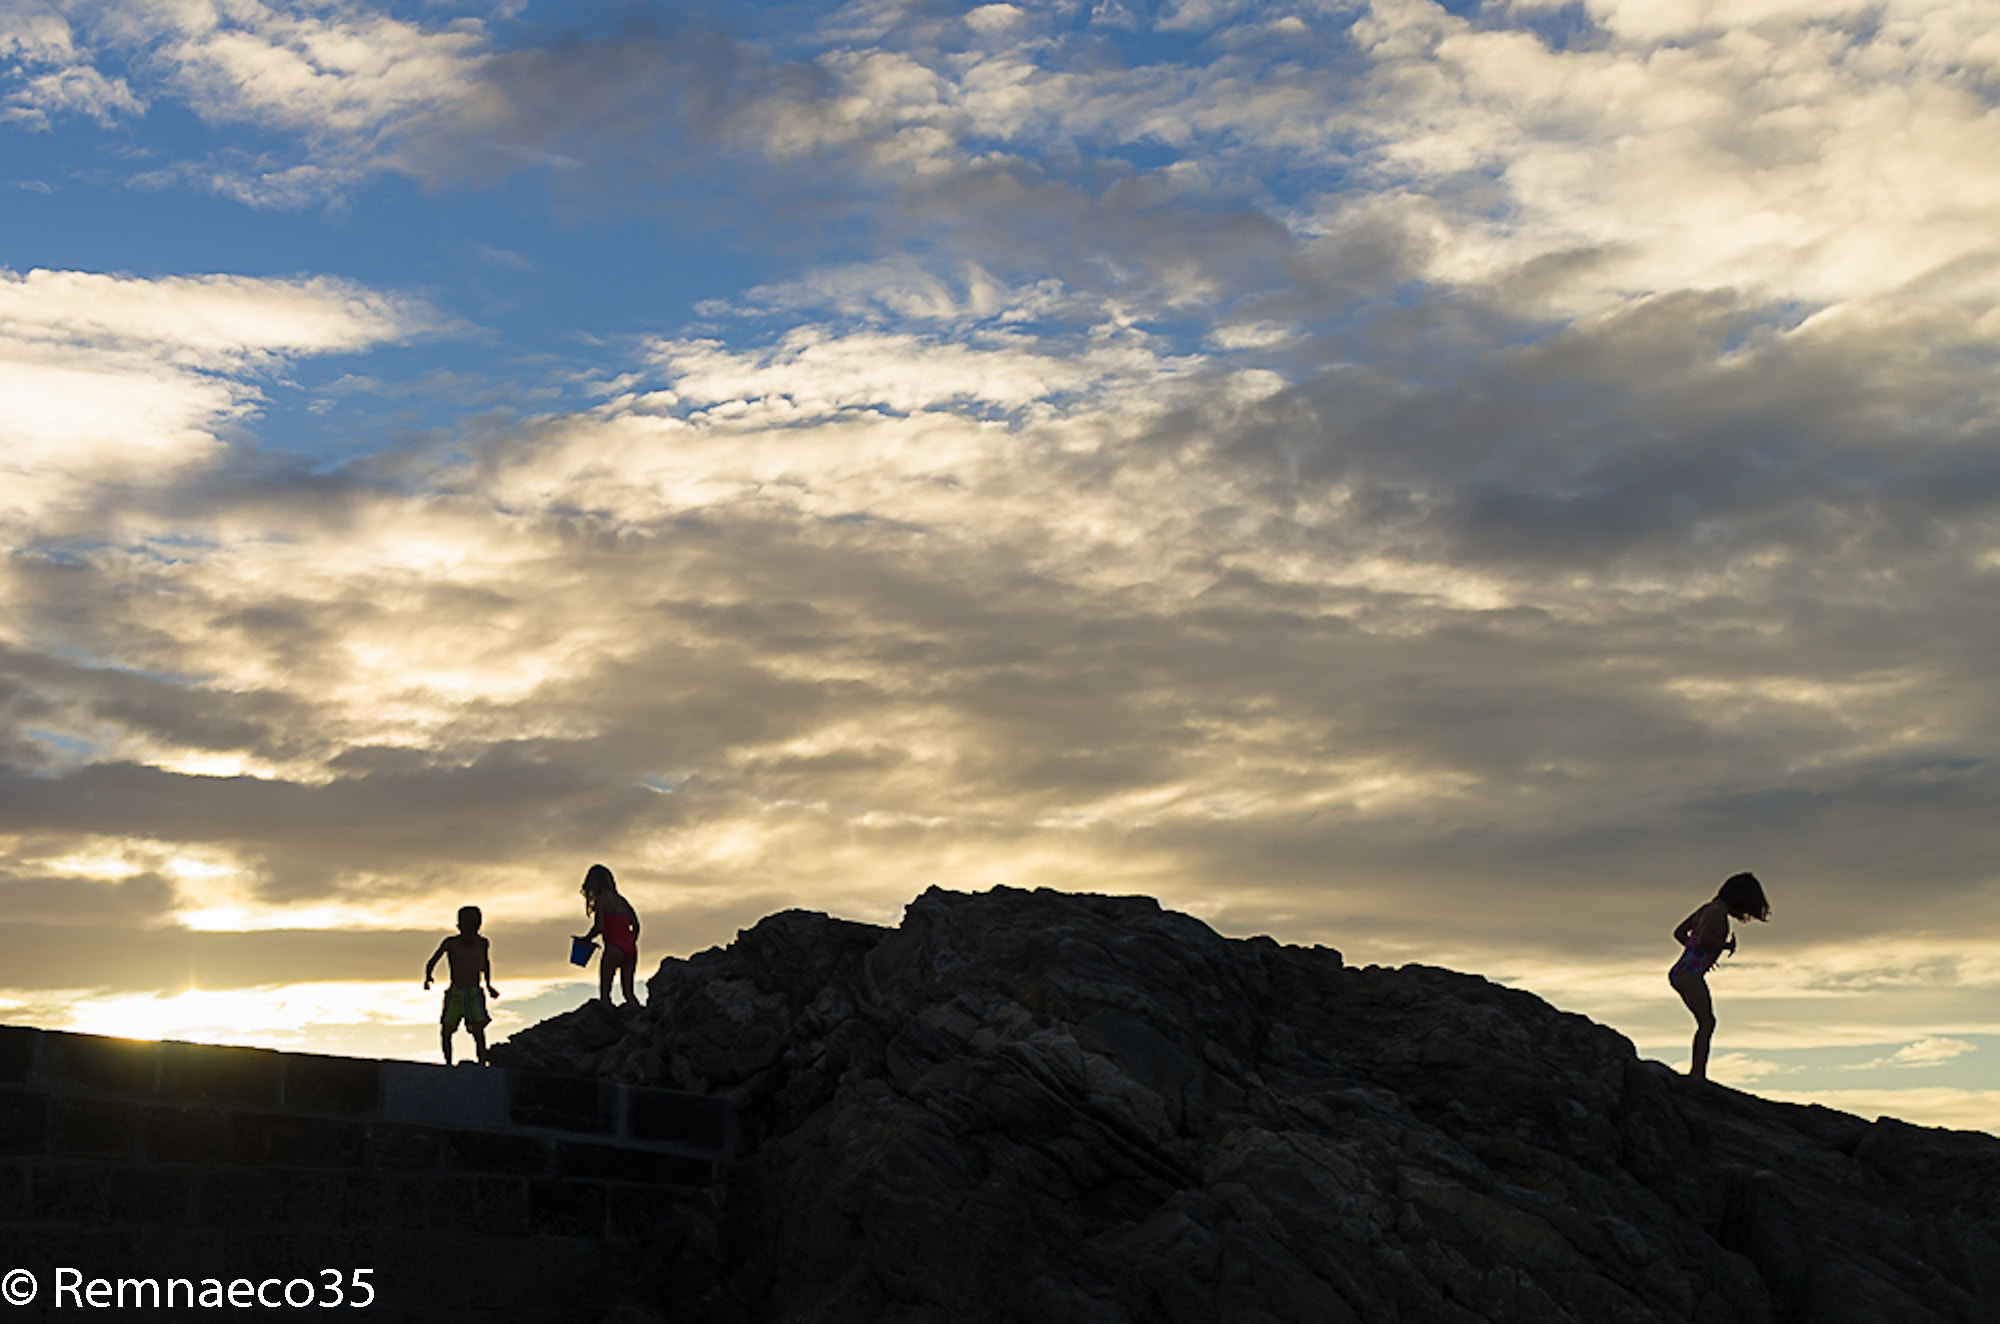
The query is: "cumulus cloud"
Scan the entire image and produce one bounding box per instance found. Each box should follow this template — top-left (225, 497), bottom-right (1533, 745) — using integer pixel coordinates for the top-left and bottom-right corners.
top-left (7, 0), bottom-right (498, 200)
top-left (1351, 0), bottom-right (2000, 315)
top-left (0, 2), bottom-right (142, 128)
top-left (1848, 1036), bottom-right (1979, 1070)
top-left (0, 267), bottom-right (433, 365)
top-left (3, 62), bottom-right (143, 127)
top-left (649, 321), bottom-right (1200, 417)
top-left (0, 268), bottom-right (437, 519)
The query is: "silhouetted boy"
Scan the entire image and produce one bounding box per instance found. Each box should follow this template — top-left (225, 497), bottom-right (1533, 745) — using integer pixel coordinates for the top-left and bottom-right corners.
top-left (425, 905), bottom-right (499, 1066)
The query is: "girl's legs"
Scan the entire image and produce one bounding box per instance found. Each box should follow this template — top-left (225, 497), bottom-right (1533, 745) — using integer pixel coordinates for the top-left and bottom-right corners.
top-left (601, 948), bottom-right (636, 1005)
top-left (1671, 968), bottom-right (1717, 1080)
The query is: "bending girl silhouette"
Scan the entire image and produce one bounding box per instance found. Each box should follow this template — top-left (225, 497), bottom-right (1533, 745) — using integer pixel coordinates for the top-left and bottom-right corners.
top-left (578, 863), bottom-right (642, 1008)
top-left (1670, 871), bottom-right (1771, 1081)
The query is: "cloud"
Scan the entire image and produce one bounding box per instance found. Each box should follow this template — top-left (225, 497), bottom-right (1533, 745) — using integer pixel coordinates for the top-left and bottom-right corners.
top-left (0, 267), bottom-right (434, 366)
top-left (964, 4), bottom-right (1028, 34)
top-left (0, 268), bottom-right (438, 521)
top-left (155, 2), bottom-right (493, 139)
top-left (0, 2), bottom-right (76, 65)
top-left (648, 321), bottom-right (1202, 417)
top-left (2, 63), bottom-right (144, 127)
top-left (1702, 1052), bottom-right (1799, 1084)
top-left (7, 0), bottom-right (497, 201)
top-left (1759, 1087), bottom-right (2000, 1133)
top-left (715, 260), bottom-right (1070, 326)
top-left (1848, 1036), bottom-right (1978, 1071)
top-left (1334, 0), bottom-right (2000, 315)
top-left (0, 2), bottom-right (143, 128)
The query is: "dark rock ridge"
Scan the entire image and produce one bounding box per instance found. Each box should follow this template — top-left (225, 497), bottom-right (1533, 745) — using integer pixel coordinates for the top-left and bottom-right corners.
top-left (492, 886), bottom-right (2000, 1323)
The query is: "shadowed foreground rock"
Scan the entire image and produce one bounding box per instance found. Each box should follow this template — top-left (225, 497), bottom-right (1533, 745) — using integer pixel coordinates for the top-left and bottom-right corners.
top-left (493, 887), bottom-right (2000, 1323)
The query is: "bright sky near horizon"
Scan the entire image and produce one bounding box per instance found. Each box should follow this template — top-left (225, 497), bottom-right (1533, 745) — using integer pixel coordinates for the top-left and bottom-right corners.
top-left (5, 0), bottom-right (2000, 1128)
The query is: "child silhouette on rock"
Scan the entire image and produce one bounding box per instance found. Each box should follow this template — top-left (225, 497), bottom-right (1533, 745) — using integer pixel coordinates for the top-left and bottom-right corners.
top-left (578, 863), bottom-right (641, 1009)
top-left (1670, 871), bottom-right (1770, 1081)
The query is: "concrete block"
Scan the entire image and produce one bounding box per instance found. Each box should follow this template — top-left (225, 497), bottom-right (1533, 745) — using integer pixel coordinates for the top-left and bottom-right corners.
top-left (556, 1141), bottom-right (715, 1188)
top-left (0, 1088), bottom-right (49, 1156)
top-left (625, 1087), bottom-right (732, 1153)
top-left (31, 1164), bottom-right (110, 1223)
top-left (53, 1097), bottom-right (142, 1159)
top-left (0, 1025), bottom-right (36, 1083)
top-left (528, 1178), bottom-right (607, 1236)
top-left (233, 1113), bottom-right (368, 1167)
top-left (427, 1174), bottom-right (529, 1238)
top-left (608, 1181), bottom-right (693, 1238)
top-left (280, 1170), bottom-right (426, 1231)
top-left (131, 1222), bottom-right (228, 1265)
top-left (441, 1128), bottom-right (553, 1177)
top-left (382, 1061), bottom-right (506, 1128)
top-left (283, 1054), bottom-right (382, 1114)
top-left (45, 1033), bottom-right (158, 1096)
top-left (195, 1168), bottom-right (291, 1226)
top-left (143, 1105), bottom-right (234, 1164)
top-left (508, 1071), bottom-right (611, 1133)
top-left (109, 1164), bottom-right (195, 1223)
top-left (369, 1123), bottom-right (444, 1171)
top-left (158, 1041), bottom-right (283, 1108)
top-left (0, 1160), bottom-right (27, 1218)
top-left (7, 1223), bottom-right (139, 1272)
top-left (365, 1173), bottom-right (433, 1230)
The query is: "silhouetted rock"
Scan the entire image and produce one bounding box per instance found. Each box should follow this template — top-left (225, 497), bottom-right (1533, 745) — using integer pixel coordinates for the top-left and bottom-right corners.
top-left (495, 886), bottom-right (2000, 1323)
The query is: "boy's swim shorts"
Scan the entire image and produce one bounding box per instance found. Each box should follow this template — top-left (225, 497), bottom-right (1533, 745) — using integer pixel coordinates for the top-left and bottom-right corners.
top-left (441, 986), bottom-right (489, 1030)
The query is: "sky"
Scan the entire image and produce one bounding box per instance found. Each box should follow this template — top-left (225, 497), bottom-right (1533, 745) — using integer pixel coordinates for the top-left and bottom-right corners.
top-left (4, 0), bottom-right (2000, 1129)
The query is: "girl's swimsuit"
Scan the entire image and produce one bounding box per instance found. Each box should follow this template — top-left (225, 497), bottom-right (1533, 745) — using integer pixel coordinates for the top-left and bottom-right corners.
top-left (1670, 899), bottom-right (1731, 982)
top-left (1670, 943), bottom-right (1719, 981)
top-left (601, 909), bottom-right (638, 958)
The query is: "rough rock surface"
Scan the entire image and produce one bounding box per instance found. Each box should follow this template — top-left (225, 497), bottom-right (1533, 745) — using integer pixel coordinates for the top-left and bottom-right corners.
top-left (491, 887), bottom-right (2000, 1323)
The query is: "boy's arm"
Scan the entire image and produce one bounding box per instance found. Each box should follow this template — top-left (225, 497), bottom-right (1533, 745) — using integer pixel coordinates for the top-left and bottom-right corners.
top-left (423, 940), bottom-right (448, 988)
top-left (1672, 909), bottom-right (1700, 945)
top-left (483, 937), bottom-right (498, 997)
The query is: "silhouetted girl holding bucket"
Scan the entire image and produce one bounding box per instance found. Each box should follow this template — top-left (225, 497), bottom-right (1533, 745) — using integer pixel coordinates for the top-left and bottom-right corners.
top-left (1670, 871), bottom-right (1770, 1081)
top-left (575, 863), bottom-right (641, 1008)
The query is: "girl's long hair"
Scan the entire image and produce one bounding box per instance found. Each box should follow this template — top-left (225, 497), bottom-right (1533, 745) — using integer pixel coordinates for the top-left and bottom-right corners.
top-left (581, 863), bottom-right (616, 917)
top-left (1718, 871), bottom-right (1771, 922)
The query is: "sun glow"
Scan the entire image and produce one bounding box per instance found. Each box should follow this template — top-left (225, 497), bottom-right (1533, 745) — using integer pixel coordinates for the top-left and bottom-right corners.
top-left (51, 977), bottom-right (581, 1057)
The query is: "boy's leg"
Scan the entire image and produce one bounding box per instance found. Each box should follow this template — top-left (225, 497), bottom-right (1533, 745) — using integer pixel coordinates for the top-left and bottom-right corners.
top-left (441, 988), bottom-right (462, 1065)
top-left (470, 1022), bottom-right (489, 1066)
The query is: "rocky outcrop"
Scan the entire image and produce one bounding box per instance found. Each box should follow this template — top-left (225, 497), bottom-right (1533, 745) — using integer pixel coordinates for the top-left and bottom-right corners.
top-left (492, 887), bottom-right (2000, 1323)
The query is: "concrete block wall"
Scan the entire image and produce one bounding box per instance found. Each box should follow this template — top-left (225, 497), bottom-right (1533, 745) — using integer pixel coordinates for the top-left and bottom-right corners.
top-left (0, 1025), bottom-right (732, 1321)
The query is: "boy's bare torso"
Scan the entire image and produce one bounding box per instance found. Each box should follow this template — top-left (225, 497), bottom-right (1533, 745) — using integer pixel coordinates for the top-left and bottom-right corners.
top-left (440, 933), bottom-right (489, 987)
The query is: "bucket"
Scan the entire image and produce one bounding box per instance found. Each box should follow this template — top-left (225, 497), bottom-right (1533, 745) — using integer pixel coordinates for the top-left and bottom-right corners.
top-left (569, 935), bottom-right (598, 967)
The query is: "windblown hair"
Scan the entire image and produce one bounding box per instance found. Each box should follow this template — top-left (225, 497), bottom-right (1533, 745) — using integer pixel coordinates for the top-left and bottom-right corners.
top-left (1718, 871), bottom-right (1770, 922)
top-left (580, 863), bottom-right (617, 917)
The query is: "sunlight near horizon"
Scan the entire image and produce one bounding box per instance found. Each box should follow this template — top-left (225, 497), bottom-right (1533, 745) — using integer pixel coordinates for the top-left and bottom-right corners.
top-left (46, 978), bottom-right (587, 1059)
